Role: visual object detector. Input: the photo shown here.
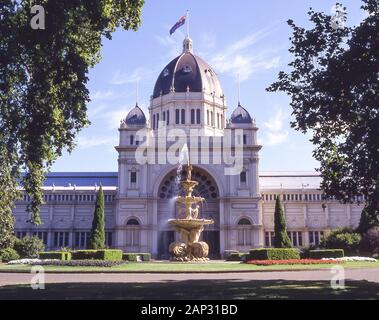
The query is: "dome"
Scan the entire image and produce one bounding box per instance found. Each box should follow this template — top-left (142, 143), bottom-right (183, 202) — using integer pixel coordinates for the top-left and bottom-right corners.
top-left (230, 103), bottom-right (252, 124)
top-left (152, 38), bottom-right (223, 99)
top-left (125, 104), bottom-right (146, 126)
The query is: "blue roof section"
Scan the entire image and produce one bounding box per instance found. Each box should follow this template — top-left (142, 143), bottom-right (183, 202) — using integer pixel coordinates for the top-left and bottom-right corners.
top-left (43, 172), bottom-right (118, 187)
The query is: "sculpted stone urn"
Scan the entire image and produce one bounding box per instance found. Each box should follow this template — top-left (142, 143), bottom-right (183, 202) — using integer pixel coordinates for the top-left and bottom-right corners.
top-left (168, 164), bottom-right (214, 261)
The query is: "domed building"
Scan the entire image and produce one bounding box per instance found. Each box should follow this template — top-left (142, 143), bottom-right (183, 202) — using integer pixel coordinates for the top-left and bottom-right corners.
top-left (12, 37), bottom-right (363, 258)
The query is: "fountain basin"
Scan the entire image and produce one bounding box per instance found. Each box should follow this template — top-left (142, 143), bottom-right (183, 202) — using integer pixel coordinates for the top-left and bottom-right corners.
top-left (168, 219), bottom-right (214, 229)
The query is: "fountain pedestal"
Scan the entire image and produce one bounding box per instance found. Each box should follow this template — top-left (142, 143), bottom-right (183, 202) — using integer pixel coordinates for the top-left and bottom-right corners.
top-left (168, 165), bottom-right (214, 262)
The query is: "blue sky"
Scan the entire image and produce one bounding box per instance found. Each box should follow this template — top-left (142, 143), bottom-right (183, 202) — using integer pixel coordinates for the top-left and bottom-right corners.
top-left (51, 0), bottom-right (367, 172)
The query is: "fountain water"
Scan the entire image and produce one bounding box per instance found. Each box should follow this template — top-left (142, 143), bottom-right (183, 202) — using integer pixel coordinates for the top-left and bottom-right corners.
top-left (168, 156), bottom-right (214, 261)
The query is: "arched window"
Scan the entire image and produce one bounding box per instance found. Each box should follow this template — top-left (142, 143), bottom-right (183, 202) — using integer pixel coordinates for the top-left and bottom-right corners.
top-left (207, 110), bottom-right (210, 125)
top-left (166, 110), bottom-right (170, 125)
top-left (175, 109), bottom-right (180, 124)
top-left (196, 109), bottom-right (201, 124)
top-left (240, 171), bottom-right (247, 184)
top-left (130, 135), bottom-right (134, 145)
top-left (153, 114), bottom-right (156, 129)
top-left (238, 218), bottom-right (251, 225)
top-left (181, 109), bottom-right (185, 124)
top-left (130, 168), bottom-right (137, 184)
top-left (191, 109), bottom-right (195, 124)
top-left (126, 218), bottom-right (140, 246)
top-left (237, 218), bottom-right (252, 246)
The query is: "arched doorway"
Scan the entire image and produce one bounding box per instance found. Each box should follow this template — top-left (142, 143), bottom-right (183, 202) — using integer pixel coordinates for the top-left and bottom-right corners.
top-left (157, 167), bottom-right (220, 259)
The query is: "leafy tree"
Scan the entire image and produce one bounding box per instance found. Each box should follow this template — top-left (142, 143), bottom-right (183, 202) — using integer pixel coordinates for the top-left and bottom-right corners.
top-left (267, 1), bottom-right (379, 229)
top-left (273, 196), bottom-right (292, 248)
top-left (320, 227), bottom-right (361, 255)
top-left (88, 186), bottom-right (105, 249)
top-left (13, 236), bottom-right (45, 258)
top-left (0, 137), bottom-right (18, 249)
top-left (357, 207), bottom-right (378, 234)
top-left (0, 0), bottom-right (144, 225)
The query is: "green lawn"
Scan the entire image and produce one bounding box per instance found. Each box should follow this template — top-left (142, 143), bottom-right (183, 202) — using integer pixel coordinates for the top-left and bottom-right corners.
top-left (1, 279), bottom-right (378, 300)
top-left (0, 260), bottom-right (378, 273)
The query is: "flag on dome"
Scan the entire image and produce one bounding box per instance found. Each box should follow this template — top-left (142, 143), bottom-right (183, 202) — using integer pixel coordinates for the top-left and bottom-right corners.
top-left (169, 15), bottom-right (186, 35)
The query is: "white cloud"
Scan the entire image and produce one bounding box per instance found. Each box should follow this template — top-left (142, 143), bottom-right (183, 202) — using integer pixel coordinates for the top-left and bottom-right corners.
top-left (262, 107), bottom-right (289, 146)
top-left (77, 136), bottom-right (116, 149)
top-left (90, 90), bottom-right (118, 101)
top-left (210, 25), bottom-right (281, 82)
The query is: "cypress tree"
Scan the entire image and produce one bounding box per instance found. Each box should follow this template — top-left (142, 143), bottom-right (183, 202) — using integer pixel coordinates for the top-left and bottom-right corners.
top-left (273, 196), bottom-right (292, 248)
top-left (88, 186), bottom-right (105, 249)
top-left (357, 206), bottom-right (378, 235)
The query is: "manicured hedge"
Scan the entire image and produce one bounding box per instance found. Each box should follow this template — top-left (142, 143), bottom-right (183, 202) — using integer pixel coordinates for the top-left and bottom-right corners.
top-left (28, 260), bottom-right (125, 267)
top-left (309, 249), bottom-right (344, 259)
top-left (226, 252), bottom-right (248, 262)
top-left (123, 253), bottom-right (151, 262)
top-left (249, 248), bottom-right (300, 260)
top-left (39, 251), bottom-right (72, 260)
top-left (223, 250), bottom-right (239, 259)
top-left (72, 249), bottom-right (122, 261)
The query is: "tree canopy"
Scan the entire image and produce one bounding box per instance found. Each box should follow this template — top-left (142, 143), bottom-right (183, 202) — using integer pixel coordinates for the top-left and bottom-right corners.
top-left (0, 0), bottom-right (144, 229)
top-left (267, 0), bottom-right (379, 228)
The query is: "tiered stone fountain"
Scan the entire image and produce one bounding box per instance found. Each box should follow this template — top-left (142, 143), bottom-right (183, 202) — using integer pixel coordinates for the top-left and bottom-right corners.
top-left (168, 164), bottom-right (214, 261)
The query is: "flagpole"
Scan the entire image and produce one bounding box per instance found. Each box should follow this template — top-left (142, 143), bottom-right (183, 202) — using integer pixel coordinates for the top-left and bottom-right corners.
top-left (186, 10), bottom-right (190, 38)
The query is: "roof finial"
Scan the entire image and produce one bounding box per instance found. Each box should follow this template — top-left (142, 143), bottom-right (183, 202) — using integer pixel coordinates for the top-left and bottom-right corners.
top-left (136, 79), bottom-right (139, 106)
top-left (186, 10), bottom-right (190, 38)
top-left (237, 73), bottom-right (241, 105)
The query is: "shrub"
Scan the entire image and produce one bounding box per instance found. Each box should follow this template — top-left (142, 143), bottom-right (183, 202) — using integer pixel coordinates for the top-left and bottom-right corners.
top-left (274, 197), bottom-right (292, 248)
top-left (88, 186), bottom-right (105, 249)
top-left (223, 250), bottom-right (239, 259)
top-left (360, 227), bottom-right (379, 255)
top-left (72, 249), bottom-right (122, 261)
top-left (226, 252), bottom-right (248, 262)
top-left (320, 228), bottom-right (361, 255)
top-left (122, 253), bottom-right (151, 262)
top-left (0, 248), bottom-right (20, 262)
top-left (140, 253), bottom-right (151, 262)
top-left (39, 251), bottom-right (72, 260)
top-left (14, 259), bottom-right (126, 267)
top-left (309, 249), bottom-right (344, 259)
top-left (13, 236), bottom-right (45, 258)
top-left (249, 248), bottom-right (300, 260)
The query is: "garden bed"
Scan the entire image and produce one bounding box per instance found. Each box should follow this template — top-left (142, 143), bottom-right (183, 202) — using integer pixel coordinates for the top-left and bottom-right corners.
top-left (246, 259), bottom-right (343, 266)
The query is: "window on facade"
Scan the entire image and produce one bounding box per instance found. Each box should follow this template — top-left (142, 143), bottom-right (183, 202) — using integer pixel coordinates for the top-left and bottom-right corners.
top-left (163, 111), bottom-right (166, 122)
top-left (126, 219), bottom-right (140, 246)
top-left (75, 231), bottom-right (89, 248)
top-left (240, 171), bottom-right (247, 184)
top-left (220, 114), bottom-right (223, 128)
top-left (153, 114), bottom-right (156, 129)
top-left (191, 109), bottom-right (195, 124)
top-left (156, 113), bottom-right (159, 128)
top-left (237, 218), bottom-right (252, 246)
top-left (130, 171), bottom-right (137, 184)
top-left (196, 109), bottom-right (201, 124)
top-left (130, 135), bottom-right (134, 145)
top-left (33, 231), bottom-right (48, 245)
top-left (243, 134), bottom-right (247, 145)
top-left (105, 232), bottom-right (113, 247)
top-left (309, 231), bottom-right (324, 246)
top-left (166, 110), bottom-right (170, 125)
top-left (265, 231), bottom-right (275, 247)
top-left (207, 110), bottom-right (210, 125)
top-left (54, 232), bottom-right (69, 248)
top-left (16, 231), bottom-right (27, 239)
top-left (175, 109), bottom-right (180, 124)
top-left (287, 231), bottom-right (303, 247)
top-left (217, 113), bottom-right (220, 128)
top-left (181, 109), bottom-right (185, 124)
top-left (211, 111), bottom-right (214, 126)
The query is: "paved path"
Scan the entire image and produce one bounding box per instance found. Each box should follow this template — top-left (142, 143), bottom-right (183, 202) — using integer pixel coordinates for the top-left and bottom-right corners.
top-left (1, 268), bottom-right (378, 287)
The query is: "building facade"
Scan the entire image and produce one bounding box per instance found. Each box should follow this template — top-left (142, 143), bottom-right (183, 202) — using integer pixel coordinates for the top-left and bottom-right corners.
top-left (12, 37), bottom-right (363, 258)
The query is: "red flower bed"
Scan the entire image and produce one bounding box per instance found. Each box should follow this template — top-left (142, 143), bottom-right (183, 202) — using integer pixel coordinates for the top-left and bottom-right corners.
top-left (246, 259), bottom-right (342, 266)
